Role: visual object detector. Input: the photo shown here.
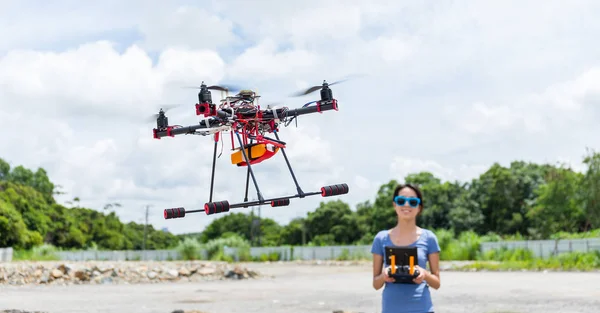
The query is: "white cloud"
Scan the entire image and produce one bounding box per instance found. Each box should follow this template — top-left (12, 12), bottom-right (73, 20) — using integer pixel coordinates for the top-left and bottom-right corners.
top-left (390, 157), bottom-right (487, 184)
top-left (136, 6), bottom-right (239, 52)
top-left (226, 39), bottom-right (322, 80)
top-left (1, 1), bottom-right (600, 234)
top-left (445, 66), bottom-right (600, 145)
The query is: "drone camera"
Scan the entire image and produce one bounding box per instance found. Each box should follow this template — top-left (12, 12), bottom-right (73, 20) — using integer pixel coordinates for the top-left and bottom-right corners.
top-left (321, 183), bottom-right (349, 197)
top-left (270, 199), bottom-right (290, 207)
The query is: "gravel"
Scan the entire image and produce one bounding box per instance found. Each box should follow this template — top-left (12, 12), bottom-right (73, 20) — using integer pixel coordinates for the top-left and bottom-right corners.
top-left (0, 261), bottom-right (259, 286)
top-left (1, 261), bottom-right (599, 313)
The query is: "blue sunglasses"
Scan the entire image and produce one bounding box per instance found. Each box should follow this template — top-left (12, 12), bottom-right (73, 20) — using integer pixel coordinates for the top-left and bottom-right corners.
top-left (394, 196), bottom-right (421, 208)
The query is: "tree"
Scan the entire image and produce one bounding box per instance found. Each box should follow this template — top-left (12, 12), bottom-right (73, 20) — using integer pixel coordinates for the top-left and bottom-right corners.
top-left (305, 200), bottom-right (361, 245)
top-left (581, 148), bottom-right (600, 231)
top-left (526, 164), bottom-right (586, 238)
top-left (0, 157), bottom-right (180, 251)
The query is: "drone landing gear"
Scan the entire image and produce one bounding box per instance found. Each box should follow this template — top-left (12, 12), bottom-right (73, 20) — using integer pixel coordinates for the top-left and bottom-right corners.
top-left (272, 129), bottom-right (305, 197)
top-left (163, 130), bottom-right (349, 220)
top-left (234, 130), bottom-right (265, 203)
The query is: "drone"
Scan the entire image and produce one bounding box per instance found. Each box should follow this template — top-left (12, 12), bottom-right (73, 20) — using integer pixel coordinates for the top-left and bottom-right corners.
top-left (155, 80), bottom-right (350, 220)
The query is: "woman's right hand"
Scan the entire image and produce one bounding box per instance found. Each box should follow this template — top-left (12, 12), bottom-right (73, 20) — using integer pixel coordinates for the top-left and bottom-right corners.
top-left (382, 266), bottom-right (395, 283)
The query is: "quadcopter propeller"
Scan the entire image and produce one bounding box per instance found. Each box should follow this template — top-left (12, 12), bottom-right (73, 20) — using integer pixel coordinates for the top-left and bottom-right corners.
top-left (290, 74), bottom-right (365, 97)
top-left (144, 104), bottom-right (185, 123)
top-left (182, 83), bottom-right (241, 93)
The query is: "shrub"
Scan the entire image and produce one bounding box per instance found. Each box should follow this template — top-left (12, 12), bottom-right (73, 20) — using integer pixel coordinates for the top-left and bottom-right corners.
top-left (203, 234), bottom-right (252, 262)
top-left (176, 237), bottom-right (203, 260)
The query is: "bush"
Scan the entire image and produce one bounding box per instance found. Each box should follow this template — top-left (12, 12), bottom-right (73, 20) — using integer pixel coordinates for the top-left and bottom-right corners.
top-left (462, 249), bottom-right (600, 271)
top-left (438, 230), bottom-right (482, 261)
top-left (13, 243), bottom-right (59, 261)
top-left (336, 248), bottom-right (370, 261)
top-left (550, 229), bottom-right (600, 239)
top-left (203, 234), bottom-right (252, 262)
top-left (478, 247), bottom-right (535, 262)
top-left (176, 237), bottom-right (203, 260)
top-left (434, 228), bottom-right (600, 271)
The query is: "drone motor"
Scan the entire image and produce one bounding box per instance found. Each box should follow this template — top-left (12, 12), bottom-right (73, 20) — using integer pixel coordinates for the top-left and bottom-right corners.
top-left (198, 82), bottom-right (213, 104)
top-left (320, 80), bottom-right (334, 102)
top-left (156, 109), bottom-right (168, 129)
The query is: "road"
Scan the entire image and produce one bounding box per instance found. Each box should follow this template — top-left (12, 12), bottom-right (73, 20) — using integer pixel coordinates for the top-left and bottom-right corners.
top-left (1, 262), bottom-right (599, 313)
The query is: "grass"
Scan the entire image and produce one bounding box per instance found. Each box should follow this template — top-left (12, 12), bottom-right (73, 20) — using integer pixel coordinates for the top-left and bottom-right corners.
top-left (12, 243), bottom-right (60, 261)
top-left (458, 250), bottom-right (600, 271)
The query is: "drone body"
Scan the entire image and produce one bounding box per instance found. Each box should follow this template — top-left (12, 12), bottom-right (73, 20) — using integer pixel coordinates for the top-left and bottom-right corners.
top-left (153, 80), bottom-right (350, 220)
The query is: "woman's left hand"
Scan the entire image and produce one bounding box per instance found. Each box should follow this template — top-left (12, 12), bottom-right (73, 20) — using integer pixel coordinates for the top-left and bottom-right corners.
top-left (412, 265), bottom-right (427, 284)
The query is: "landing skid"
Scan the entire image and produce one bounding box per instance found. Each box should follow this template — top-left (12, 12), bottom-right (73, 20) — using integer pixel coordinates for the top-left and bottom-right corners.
top-left (164, 184), bottom-right (348, 218)
top-left (164, 129), bottom-right (349, 220)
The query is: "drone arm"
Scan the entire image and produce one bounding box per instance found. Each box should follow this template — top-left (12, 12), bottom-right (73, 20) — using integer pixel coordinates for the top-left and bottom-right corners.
top-left (282, 99), bottom-right (338, 117)
top-left (240, 99), bottom-right (338, 121)
top-left (153, 117), bottom-right (223, 138)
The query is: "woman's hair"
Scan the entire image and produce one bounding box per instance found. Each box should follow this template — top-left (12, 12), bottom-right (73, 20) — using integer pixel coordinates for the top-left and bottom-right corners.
top-left (392, 183), bottom-right (424, 214)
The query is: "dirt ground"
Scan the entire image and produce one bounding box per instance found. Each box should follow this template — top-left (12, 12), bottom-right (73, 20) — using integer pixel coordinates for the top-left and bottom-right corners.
top-left (1, 262), bottom-right (599, 313)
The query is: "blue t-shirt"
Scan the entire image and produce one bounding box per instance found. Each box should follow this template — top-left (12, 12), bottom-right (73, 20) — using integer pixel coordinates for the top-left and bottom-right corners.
top-left (371, 228), bottom-right (441, 313)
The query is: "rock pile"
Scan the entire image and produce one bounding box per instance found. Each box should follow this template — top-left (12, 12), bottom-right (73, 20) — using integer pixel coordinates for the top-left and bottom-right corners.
top-left (0, 261), bottom-right (260, 286)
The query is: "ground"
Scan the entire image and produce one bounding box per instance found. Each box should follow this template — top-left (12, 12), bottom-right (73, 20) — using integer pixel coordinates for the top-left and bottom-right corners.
top-left (1, 262), bottom-right (599, 313)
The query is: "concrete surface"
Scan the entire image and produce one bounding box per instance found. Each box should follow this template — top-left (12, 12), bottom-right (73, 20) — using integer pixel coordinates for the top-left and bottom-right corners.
top-left (1, 262), bottom-right (599, 313)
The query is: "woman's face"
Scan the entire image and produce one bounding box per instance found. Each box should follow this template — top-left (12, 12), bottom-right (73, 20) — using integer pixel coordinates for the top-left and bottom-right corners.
top-left (393, 187), bottom-right (422, 221)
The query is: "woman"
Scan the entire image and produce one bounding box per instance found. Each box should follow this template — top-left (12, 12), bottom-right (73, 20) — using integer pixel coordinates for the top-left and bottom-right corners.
top-left (371, 183), bottom-right (441, 313)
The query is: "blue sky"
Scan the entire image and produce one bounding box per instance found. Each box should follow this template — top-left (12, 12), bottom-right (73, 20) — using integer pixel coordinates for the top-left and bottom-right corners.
top-left (1, 0), bottom-right (600, 234)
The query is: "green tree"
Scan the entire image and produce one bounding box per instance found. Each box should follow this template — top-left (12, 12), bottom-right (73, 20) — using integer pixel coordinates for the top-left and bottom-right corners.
top-left (0, 157), bottom-right (180, 251)
top-left (526, 164), bottom-right (586, 238)
top-left (279, 217), bottom-right (307, 245)
top-left (581, 149), bottom-right (600, 230)
top-left (305, 200), bottom-right (361, 245)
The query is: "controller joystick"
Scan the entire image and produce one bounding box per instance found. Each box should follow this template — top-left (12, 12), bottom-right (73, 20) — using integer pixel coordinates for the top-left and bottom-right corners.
top-left (386, 254), bottom-right (420, 284)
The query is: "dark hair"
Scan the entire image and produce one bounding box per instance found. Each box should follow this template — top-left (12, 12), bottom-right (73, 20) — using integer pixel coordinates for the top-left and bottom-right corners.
top-left (393, 183), bottom-right (424, 214)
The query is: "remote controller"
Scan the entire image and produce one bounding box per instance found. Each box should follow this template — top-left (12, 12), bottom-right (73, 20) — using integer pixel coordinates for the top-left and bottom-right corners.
top-left (386, 255), bottom-right (420, 284)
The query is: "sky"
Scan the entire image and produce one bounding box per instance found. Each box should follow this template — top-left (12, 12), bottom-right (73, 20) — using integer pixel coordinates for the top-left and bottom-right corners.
top-left (1, 0), bottom-right (600, 234)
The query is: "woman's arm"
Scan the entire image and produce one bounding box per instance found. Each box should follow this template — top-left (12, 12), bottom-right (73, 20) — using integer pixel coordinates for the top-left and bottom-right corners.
top-left (424, 252), bottom-right (441, 289)
top-left (372, 253), bottom-right (386, 290)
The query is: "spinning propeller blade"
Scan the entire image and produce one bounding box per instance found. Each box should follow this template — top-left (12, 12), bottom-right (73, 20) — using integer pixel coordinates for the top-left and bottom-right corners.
top-left (183, 84), bottom-right (241, 92)
top-left (290, 74), bottom-right (366, 97)
top-left (144, 104), bottom-right (184, 123)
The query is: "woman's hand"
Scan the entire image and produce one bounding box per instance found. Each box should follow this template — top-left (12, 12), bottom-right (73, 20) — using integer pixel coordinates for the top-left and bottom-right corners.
top-left (382, 266), bottom-right (396, 283)
top-left (412, 265), bottom-right (427, 284)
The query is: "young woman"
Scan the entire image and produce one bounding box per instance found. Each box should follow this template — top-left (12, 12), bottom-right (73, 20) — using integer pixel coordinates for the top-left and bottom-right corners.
top-left (371, 183), bottom-right (441, 313)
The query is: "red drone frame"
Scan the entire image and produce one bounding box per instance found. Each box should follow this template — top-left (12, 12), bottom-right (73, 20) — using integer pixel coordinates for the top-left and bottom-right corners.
top-left (153, 80), bottom-right (350, 220)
